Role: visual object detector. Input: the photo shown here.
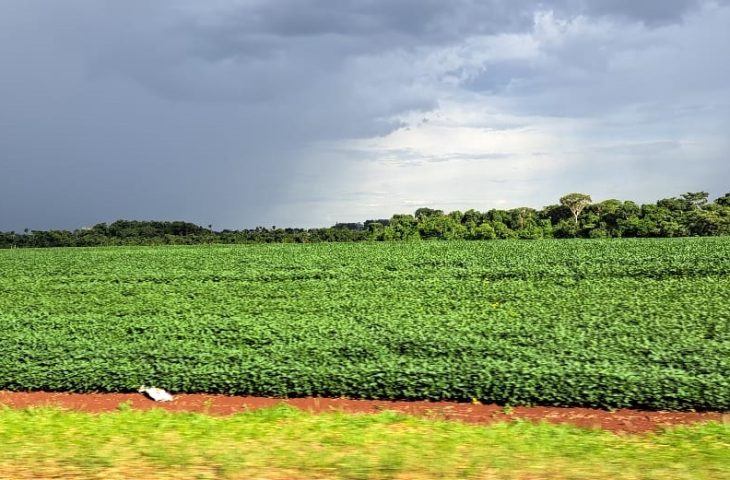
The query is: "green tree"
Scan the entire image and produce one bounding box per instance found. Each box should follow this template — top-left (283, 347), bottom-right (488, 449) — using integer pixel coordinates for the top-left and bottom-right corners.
top-left (553, 219), bottom-right (579, 238)
top-left (384, 214), bottom-right (419, 241)
top-left (685, 206), bottom-right (730, 236)
top-left (418, 214), bottom-right (465, 240)
top-left (559, 193), bottom-right (592, 224)
top-left (539, 204), bottom-right (572, 227)
top-left (715, 192), bottom-right (730, 207)
top-left (681, 191), bottom-right (709, 209)
top-left (474, 222), bottom-right (497, 240)
top-left (492, 221), bottom-right (516, 239)
top-left (365, 222), bottom-right (385, 241)
top-left (592, 199), bottom-right (623, 236)
top-left (462, 209), bottom-right (484, 225)
top-left (414, 208), bottom-right (443, 220)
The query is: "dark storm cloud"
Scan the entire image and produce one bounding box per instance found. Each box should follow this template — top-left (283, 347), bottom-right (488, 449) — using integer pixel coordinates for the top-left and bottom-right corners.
top-left (0, 0), bottom-right (727, 230)
top-left (196, 0), bottom-right (536, 39)
top-left (0, 0), bottom-right (440, 230)
top-left (566, 0), bottom-right (724, 24)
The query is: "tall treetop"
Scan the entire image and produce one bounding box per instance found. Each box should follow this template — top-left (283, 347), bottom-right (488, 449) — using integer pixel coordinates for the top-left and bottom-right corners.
top-left (559, 193), bottom-right (592, 224)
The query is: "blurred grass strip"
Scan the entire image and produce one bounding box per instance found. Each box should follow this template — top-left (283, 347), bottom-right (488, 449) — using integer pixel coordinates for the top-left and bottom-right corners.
top-left (0, 405), bottom-right (727, 479)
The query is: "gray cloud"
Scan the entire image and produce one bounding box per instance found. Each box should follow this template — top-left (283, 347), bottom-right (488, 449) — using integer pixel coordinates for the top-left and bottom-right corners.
top-left (0, 0), bottom-right (728, 230)
top-left (567, 0), bottom-right (721, 24)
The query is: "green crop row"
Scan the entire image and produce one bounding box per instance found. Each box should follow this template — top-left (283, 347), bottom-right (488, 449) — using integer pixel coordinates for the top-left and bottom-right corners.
top-left (1, 238), bottom-right (729, 410)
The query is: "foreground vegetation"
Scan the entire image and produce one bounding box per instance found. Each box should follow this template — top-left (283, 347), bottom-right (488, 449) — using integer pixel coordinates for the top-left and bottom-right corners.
top-left (2, 191), bottom-right (729, 247)
top-left (1, 238), bottom-right (729, 409)
top-left (0, 406), bottom-right (727, 479)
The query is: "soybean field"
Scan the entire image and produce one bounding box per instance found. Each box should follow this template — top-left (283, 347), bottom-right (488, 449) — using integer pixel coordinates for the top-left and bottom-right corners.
top-left (1, 238), bottom-right (729, 410)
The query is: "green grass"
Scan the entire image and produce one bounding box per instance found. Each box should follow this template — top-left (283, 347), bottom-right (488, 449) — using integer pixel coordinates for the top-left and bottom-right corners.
top-left (0, 406), bottom-right (727, 479)
top-left (1, 238), bottom-right (729, 409)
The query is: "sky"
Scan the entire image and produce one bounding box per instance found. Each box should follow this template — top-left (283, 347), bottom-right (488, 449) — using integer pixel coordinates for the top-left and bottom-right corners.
top-left (1, 0), bottom-right (729, 231)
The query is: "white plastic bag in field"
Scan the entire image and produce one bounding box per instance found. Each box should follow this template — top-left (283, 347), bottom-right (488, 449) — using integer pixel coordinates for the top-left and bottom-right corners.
top-left (139, 386), bottom-right (174, 402)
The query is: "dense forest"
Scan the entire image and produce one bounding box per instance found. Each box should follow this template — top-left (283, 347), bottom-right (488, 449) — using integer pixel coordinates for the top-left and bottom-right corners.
top-left (2, 191), bottom-right (729, 248)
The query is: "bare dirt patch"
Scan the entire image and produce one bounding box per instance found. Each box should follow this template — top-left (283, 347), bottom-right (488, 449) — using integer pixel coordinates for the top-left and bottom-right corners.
top-left (1, 391), bottom-right (725, 433)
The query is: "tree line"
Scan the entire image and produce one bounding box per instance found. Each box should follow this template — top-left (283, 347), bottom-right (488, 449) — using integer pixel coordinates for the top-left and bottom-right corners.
top-left (1, 191), bottom-right (729, 248)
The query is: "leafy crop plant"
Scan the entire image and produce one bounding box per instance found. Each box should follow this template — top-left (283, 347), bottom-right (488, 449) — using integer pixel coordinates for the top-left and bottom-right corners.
top-left (0, 238), bottom-right (728, 410)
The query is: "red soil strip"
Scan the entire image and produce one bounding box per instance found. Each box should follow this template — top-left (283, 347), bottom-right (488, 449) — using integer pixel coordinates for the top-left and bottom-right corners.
top-left (0, 391), bottom-right (726, 433)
